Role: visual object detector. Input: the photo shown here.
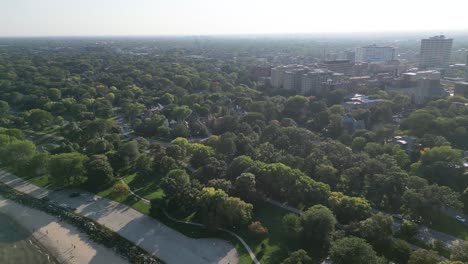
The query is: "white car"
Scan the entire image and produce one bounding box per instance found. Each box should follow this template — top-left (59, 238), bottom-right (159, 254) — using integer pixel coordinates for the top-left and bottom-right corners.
top-left (455, 215), bottom-right (466, 223)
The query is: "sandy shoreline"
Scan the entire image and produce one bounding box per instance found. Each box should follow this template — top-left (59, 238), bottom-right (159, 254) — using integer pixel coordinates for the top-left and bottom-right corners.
top-left (0, 196), bottom-right (129, 264)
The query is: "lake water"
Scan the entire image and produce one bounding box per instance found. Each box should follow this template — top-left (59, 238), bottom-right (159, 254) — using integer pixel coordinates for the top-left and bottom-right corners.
top-left (0, 213), bottom-right (56, 264)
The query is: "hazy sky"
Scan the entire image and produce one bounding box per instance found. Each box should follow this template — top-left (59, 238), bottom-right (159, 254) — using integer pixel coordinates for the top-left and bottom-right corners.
top-left (1, 0), bottom-right (467, 36)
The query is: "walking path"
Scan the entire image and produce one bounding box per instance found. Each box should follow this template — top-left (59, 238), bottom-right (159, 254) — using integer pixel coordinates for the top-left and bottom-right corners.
top-left (0, 170), bottom-right (238, 264)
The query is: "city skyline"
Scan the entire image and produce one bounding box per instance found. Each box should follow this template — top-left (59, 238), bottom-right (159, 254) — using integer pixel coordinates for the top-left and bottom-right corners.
top-left (1, 0), bottom-right (468, 37)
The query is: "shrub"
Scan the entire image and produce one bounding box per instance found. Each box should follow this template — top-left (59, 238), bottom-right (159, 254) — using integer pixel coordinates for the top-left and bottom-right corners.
top-left (111, 182), bottom-right (129, 197)
top-left (248, 221), bottom-right (269, 237)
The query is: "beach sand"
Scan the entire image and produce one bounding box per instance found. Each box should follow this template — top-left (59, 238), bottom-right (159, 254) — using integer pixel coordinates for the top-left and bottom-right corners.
top-left (0, 196), bottom-right (129, 264)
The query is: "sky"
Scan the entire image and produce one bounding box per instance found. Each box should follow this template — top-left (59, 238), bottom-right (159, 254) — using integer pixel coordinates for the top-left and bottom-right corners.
top-left (1, 0), bottom-right (468, 37)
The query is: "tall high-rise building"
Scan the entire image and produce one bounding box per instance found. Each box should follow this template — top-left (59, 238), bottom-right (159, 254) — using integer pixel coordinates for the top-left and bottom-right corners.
top-left (355, 45), bottom-right (395, 63)
top-left (419, 35), bottom-right (453, 69)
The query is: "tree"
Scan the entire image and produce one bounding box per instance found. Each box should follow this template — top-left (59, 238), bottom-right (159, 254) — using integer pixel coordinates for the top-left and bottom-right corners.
top-left (81, 119), bottom-right (114, 140)
top-left (248, 221), bottom-right (269, 238)
top-left (194, 157), bottom-right (227, 182)
top-left (282, 213), bottom-right (302, 240)
top-left (235, 172), bottom-right (257, 200)
top-left (401, 110), bottom-right (435, 137)
top-left (0, 100), bottom-right (9, 115)
top-left (330, 237), bottom-right (382, 264)
top-left (315, 164), bottom-right (340, 189)
top-left (399, 220), bottom-right (419, 240)
top-left (48, 152), bottom-right (88, 186)
top-left (417, 146), bottom-right (464, 189)
top-left (172, 105), bottom-right (192, 121)
top-left (166, 144), bottom-right (186, 160)
top-left (352, 213), bottom-right (393, 247)
top-left (47, 88), bottom-right (61, 101)
top-left (401, 185), bottom-right (462, 223)
top-left (300, 205), bottom-right (336, 250)
top-left (27, 109), bottom-right (53, 130)
top-left (85, 138), bottom-right (114, 155)
top-left (161, 169), bottom-right (193, 211)
top-left (284, 95), bottom-right (308, 118)
top-left (27, 151), bottom-right (50, 176)
top-left (189, 143), bottom-right (214, 168)
top-left (281, 249), bottom-right (313, 264)
top-left (117, 140), bottom-right (140, 170)
top-left (111, 182), bottom-right (129, 197)
top-left (227, 155), bottom-right (257, 179)
top-left (135, 153), bottom-right (153, 178)
top-left (172, 123), bottom-right (189, 138)
top-left (216, 132), bottom-right (237, 156)
top-left (198, 187), bottom-right (253, 228)
top-left (462, 187), bottom-right (468, 214)
top-left (408, 249), bottom-right (439, 264)
top-left (391, 240), bottom-right (411, 264)
top-left (450, 240), bottom-right (468, 263)
top-left (328, 192), bottom-right (371, 224)
top-left (206, 179), bottom-right (232, 193)
top-left (0, 140), bottom-right (36, 172)
top-left (352, 137), bottom-right (367, 152)
top-left (86, 155), bottom-right (114, 190)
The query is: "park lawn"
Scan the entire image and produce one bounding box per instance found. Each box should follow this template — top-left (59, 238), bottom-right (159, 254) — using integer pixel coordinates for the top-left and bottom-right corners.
top-left (23, 126), bottom-right (65, 148)
top-left (96, 179), bottom-right (152, 215)
top-left (430, 213), bottom-right (468, 240)
top-left (27, 174), bottom-right (51, 187)
top-left (11, 170), bottom-right (53, 188)
top-left (235, 200), bottom-right (300, 264)
top-left (121, 173), bottom-right (165, 201)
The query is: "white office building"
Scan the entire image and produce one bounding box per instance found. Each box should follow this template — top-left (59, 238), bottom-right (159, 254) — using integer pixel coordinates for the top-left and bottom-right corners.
top-left (355, 45), bottom-right (395, 63)
top-left (419, 35), bottom-right (453, 69)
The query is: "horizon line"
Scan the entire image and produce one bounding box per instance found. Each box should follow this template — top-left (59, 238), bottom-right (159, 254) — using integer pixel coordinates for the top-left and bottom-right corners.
top-left (2, 29), bottom-right (468, 39)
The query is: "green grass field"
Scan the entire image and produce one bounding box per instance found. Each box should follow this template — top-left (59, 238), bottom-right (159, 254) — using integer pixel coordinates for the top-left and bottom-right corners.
top-left (235, 201), bottom-right (300, 264)
top-left (430, 213), bottom-right (468, 240)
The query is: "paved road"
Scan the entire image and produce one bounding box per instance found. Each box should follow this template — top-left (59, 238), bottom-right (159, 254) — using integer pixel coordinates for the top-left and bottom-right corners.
top-left (0, 171), bottom-right (238, 264)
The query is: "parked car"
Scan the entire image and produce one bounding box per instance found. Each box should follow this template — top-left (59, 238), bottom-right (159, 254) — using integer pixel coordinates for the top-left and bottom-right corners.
top-left (69, 192), bottom-right (81, 198)
top-left (455, 215), bottom-right (466, 223)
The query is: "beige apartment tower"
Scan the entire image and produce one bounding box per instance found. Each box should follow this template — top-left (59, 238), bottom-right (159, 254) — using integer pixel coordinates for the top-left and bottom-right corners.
top-left (419, 35), bottom-right (453, 69)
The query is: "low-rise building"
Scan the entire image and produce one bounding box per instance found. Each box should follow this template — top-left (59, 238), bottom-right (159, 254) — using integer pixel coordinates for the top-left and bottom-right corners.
top-left (343, 93), bottom-right (388, 110)
top-left (386, 70), bottom-right (447, 104)
top-left (454, 81), bottom-right (468, 97)
top-left (319, 60), bottom-right (354, 75)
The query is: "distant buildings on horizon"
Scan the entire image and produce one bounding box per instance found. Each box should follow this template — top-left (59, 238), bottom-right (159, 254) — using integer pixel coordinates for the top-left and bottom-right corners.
top-left (355, 45), bottom-right (395, 63)
top-left (254, 35), bottom-right (468, 105)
